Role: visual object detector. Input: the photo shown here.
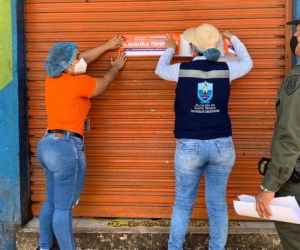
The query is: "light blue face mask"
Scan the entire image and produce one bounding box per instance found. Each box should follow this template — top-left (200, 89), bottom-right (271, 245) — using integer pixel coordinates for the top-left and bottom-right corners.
top-left (192, 45), bottom-right (220, 62)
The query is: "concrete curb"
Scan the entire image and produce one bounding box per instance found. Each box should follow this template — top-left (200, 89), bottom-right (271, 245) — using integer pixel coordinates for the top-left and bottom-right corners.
top-left (16, 218), bottom-right (282, 250)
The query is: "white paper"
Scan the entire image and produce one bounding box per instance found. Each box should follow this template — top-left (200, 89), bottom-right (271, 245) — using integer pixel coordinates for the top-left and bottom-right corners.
top-left (234, 195), bottom-right (300, 224)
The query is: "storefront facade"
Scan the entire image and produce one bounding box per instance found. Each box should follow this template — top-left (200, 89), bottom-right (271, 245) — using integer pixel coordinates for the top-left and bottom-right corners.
top-left (2, 0), bottom-right (300, 249)
top-left (25, 0), bottom-right (292, 219)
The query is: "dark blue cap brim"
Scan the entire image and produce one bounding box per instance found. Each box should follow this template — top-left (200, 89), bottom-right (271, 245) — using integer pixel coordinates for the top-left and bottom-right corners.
top-left (287, 19), bottom-right (300, 25)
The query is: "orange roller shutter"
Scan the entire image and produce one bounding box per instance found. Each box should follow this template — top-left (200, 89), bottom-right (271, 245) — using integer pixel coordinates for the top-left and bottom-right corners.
top-left (26, 0), bottom-right (292, 219)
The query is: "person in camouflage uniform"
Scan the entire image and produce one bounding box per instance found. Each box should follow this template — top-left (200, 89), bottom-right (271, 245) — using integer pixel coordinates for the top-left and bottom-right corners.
top-left (256, 18), bottom-right (300, 250)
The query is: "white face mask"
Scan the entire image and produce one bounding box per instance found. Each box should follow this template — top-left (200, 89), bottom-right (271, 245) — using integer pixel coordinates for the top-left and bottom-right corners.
top-left (73, 58), bottom-right (87, 74)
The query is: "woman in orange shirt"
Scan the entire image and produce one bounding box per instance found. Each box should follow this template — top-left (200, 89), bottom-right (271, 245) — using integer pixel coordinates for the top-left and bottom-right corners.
top-left (37, 36), bottom-right (127, 250)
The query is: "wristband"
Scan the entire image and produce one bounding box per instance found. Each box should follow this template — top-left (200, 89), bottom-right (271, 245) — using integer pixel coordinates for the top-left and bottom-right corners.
top-left (260, 185), bottom-right (274, 193)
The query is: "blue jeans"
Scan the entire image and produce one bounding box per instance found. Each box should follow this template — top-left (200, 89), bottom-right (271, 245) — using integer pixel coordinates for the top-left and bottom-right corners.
top-left (168, 137), bottom-right (235, 250)
top-left (37, 133), bottom-right (86, 250)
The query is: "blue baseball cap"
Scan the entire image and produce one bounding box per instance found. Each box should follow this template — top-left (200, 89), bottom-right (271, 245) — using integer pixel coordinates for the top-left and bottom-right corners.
top-left (287, 18), bottom-right (300, 25)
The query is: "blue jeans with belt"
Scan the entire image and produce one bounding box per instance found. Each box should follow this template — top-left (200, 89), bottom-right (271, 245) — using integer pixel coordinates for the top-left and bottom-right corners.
top-left (37, 133), bottom-right (86, 250)
top-left (168, 137), bottom-right (235, 250)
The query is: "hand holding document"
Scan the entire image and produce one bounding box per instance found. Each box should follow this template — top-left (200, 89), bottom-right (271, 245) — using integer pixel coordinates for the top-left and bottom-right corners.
top-left (234, 195), bottom-right (300, 224)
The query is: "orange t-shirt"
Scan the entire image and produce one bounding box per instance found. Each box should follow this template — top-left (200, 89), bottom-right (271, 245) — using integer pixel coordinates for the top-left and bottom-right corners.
top-left (45, 73), bottom-right (96, 135)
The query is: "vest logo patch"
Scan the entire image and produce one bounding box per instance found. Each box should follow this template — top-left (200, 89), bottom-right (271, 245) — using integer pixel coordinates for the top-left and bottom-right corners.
top-left (285, 76), bottom-right (300, 95)
top-left (198, 81), bottom-right (213, 104)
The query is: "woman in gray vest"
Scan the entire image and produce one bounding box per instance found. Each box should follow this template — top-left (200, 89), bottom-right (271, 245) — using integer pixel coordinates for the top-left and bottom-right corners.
top-left (155, 24), bottom-right (252, 250)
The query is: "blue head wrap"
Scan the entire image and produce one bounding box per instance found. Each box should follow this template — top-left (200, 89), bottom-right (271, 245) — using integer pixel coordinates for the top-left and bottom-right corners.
top-left (192, 45), bottom-right (220, 62)
top-left (45, 42), bottom-right (77, 77)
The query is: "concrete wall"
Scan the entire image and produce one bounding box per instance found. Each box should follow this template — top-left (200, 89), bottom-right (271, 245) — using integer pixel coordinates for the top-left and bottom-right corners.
top-left (0, 0), bottom-right (29, 249)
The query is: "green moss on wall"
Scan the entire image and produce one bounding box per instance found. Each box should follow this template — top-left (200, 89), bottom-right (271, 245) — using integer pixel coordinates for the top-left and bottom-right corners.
top-left (0, 0), bottom-right (12, 90)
